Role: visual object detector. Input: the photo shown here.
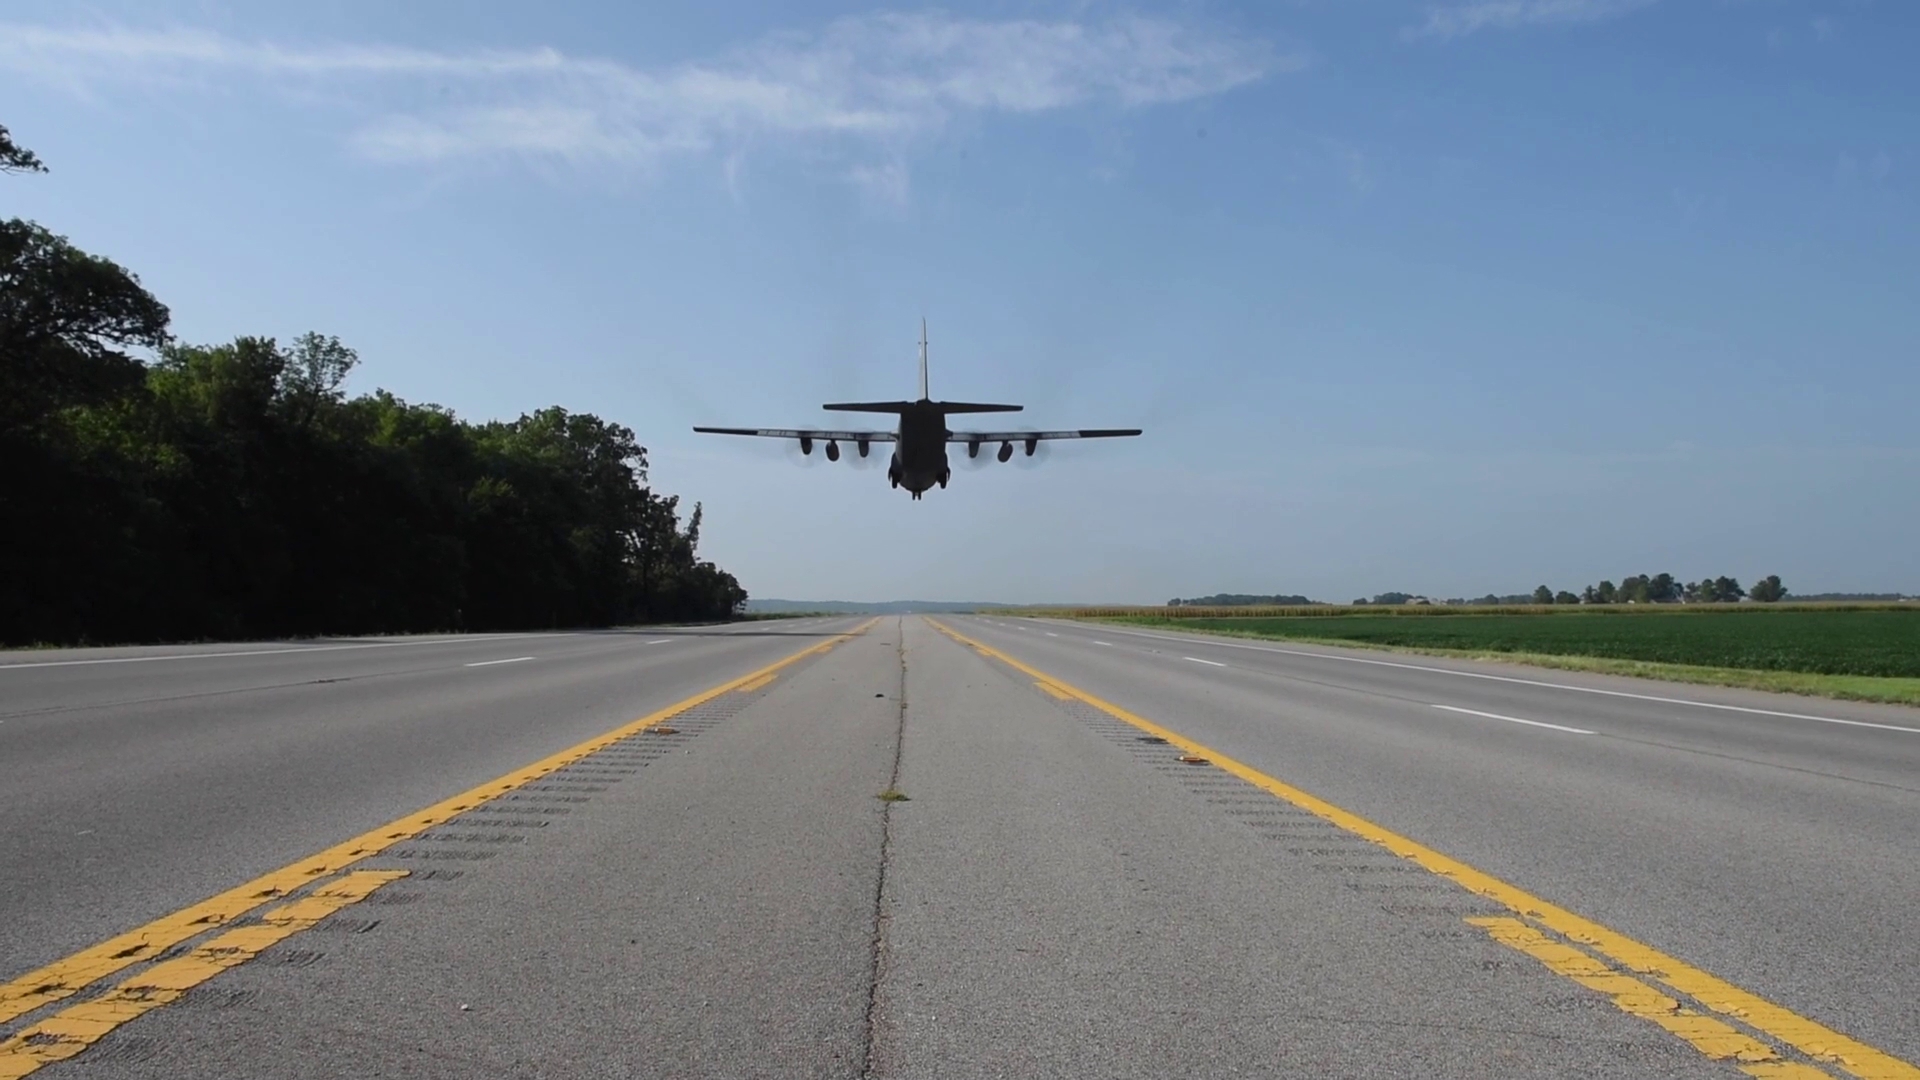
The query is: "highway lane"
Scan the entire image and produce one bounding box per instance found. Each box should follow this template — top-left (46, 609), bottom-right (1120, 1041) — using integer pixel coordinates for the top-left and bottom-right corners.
top-left (952, 615), bottom-right (1920, 1067)
top-left (0, 618), bottom-right (865, 988)
top-left (3, 615), bottom-right (1915, 1077)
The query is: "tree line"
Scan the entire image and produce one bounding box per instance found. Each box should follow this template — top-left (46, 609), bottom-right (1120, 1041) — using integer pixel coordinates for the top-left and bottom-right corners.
top-left (1347, 575), bottom-right (1789, 607)
top-left (1167, 593), bottom-right (1321, 607)
top-left (1, 125), bottom-right (745, 646)
top-left (1553, 573), bottom-right (1787, 605)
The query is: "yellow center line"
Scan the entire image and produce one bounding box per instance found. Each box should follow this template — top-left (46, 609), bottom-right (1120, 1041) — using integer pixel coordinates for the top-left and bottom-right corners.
top-left (1468, 917), bottom-right (1833, 1077)
top-left (736, 672), bottom-right (778, 694)
top-left (0, 620), bottom-right (874, 1029)
top-left (929, 620), bottom-right (1918, 1080)
top-left (0, 870), bottom-right (406, 1079)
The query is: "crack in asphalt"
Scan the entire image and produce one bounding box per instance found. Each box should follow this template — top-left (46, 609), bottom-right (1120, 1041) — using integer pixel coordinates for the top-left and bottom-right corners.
top-left (860, 619), bottom-right (908, 1080)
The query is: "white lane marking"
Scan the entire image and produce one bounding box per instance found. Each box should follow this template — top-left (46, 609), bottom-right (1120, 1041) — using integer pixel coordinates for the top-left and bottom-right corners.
top-left (1045, 632), bottom-right (1060, 637)
top-left (0, 633), bottom-right (568, 671)
top-left (1431, 704), bottom-right (1594, 735)
top-left (465, 656), bottom-right (534, 668)
top-left (1094, 641), bottom-right (1114, 647)
top-left (646, 639), bottom-right (674, 645)
top-left (1071, 624), bottom-right (1920, 735)
top-left (1184, 656), bottom-right (1227, 667)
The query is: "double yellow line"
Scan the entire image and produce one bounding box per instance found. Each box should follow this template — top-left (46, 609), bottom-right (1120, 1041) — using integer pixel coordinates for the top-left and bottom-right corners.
top-left (0, 621), bottom-right (871, 1078)
top-left (931, 620), bottom-right (1918, 1080)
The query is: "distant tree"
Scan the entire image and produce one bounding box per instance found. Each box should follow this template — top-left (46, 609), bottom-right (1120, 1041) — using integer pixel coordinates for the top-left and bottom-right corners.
top-left (1554, 591), bottom-right (1580, 604)
top-left (1648, 573), bottom-right (1678, 603)
top-left (1596, 580), bottom-right (1617, 604)
top-left (1, 125), bottom-right (45, 174)
top-left (278, 332), bottom-right (357, 425)
top-left (1371, 592), bottom-right (1416, 606)
top-left (1749, 575), bottom-right (1788, 603)
top-left (1713, 576), bottom-right (1744, 602)
top-left (1532, 585), bottom-right (1554, 605)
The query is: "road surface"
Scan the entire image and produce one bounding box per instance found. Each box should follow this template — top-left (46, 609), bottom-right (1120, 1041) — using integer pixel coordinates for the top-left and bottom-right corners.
top-left (1, 616), bottom-right (1914, 1078)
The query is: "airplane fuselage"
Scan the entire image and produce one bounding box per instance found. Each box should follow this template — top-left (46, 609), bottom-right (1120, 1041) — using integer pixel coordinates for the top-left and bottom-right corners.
top-left (889, 401), bottom-right (951, 497)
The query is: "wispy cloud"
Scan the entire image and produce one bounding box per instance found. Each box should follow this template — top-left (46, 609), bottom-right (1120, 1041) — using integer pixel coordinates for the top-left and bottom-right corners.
top-left (0, 14), bottom-right (1289, 185)
top-left (1406, 0), bottom-right (1660, 41)
top-left (847, 160), bottom-right (912, 208)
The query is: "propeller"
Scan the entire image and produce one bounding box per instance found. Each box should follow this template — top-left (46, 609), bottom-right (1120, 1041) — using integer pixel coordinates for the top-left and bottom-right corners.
top-left (1010, 434), bottom-right (1052, 470)
top-left (957, 438), bottom-right (998, 471)
top-left (781, 437), bottom-right (821, 468)
top-left (836, 438), bottom-right (882, 471)
top-left (957, 434), bottom-right (1051, 470)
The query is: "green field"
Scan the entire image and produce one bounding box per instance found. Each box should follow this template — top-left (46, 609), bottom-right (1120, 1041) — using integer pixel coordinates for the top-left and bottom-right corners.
top-left (1100, 610), bottom-right (1920, 679)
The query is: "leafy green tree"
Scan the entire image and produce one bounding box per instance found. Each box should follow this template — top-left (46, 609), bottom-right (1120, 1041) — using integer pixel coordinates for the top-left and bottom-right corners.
top-left (1555, 591), bottom-right (1580, 604)
top-left (0, 171), bottom-right (170, 642)
top-left (0, 220), bottom-right (171, 436)
top-left (0, 125), bottom-right (44, 174)
top-left (1532, 585), bottom-right (1554, 604)
top-left (1596, 580), bottom-right (1617, 604)
top-left (1750, 575), bottom-right (1788, 603)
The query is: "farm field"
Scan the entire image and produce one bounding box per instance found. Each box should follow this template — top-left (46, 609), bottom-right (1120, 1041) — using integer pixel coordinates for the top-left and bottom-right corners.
top-left (1062, 608), bottom-right (1920, 705)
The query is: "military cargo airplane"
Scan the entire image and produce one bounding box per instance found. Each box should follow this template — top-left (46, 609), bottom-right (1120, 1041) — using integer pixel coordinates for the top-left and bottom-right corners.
top-left (693, 322), bottom-right (1142, 499)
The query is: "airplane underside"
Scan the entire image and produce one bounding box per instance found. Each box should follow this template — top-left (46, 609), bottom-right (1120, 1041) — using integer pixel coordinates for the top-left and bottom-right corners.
top-left (889, 451), bottom-right (949, 500)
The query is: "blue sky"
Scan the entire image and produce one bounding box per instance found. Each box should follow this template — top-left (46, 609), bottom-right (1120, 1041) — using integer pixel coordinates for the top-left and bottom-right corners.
top-left (3, 0), bottom-right (1914, 602)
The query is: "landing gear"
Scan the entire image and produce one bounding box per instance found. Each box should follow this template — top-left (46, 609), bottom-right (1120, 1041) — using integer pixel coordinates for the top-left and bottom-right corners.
top-left (938, 468), bottom-right (950, 489)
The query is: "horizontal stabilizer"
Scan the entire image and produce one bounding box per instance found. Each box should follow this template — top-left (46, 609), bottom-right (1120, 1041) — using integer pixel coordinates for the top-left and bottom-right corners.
top-left (933, 401), bottom-right (1024, 414)
top-left (822, 401), bottom-right (917, 414)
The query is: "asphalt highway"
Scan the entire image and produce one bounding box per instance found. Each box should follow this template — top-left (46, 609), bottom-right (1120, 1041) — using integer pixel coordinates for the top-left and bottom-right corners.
top-left (0, 616), bottom-right (1914, 1078)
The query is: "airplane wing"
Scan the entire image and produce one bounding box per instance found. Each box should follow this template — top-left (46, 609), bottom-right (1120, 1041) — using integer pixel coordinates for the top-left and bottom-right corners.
top-left (947, 429), bottom-right (1141, 443)
top-left (693, 427), bottom-right (897, 442)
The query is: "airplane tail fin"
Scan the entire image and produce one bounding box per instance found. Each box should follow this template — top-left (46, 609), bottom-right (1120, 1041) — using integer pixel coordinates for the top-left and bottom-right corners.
top-left (820, 319), bottom-right (1020, 414)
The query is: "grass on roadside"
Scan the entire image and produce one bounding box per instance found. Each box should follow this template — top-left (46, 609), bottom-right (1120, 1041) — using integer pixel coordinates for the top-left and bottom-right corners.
top-left (1081, 618), bottom-right (1920, 708)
